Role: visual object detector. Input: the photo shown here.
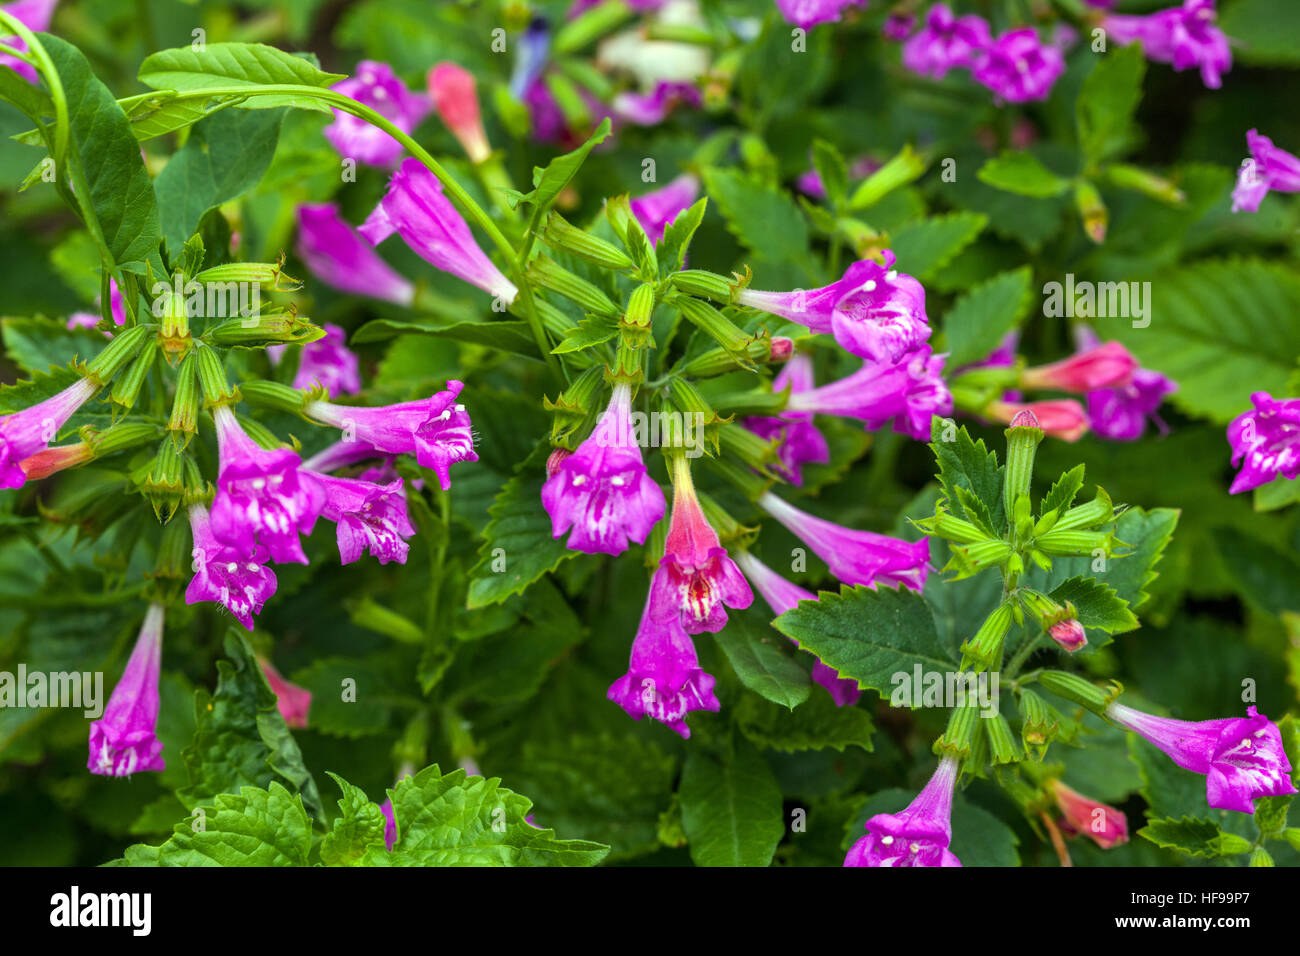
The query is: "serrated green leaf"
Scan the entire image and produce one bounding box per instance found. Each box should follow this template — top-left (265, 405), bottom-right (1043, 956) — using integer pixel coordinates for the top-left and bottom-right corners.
top-left (942, 266), bottom-right (1032, 367)
top-left (735, 690), bottom-right (874, 753)
top-left (467, 468), bottom-right (577, 608)
top-left (1041, 463), bottom-right (1086, 519)
top-left (524, 118), bottom-right (612, 217)
top-left (716, 611), bottom-right (812, 710)
top-left (888, 212), bottom-right (988, 282)
top-left (930, 420), bottom-right (1006, 534)
top-left (656, 197), bottom-right (707, 275)
top-left (703, 166), bottom-right (811, 270)
top-left (1, 316), bottom-right (108, 375)
top-left (1077, 44), bottom-right (1146, 166)
top-left (1137, 816), bottom-right (1223, 857)
top-left (1050, 575), bottom-right (1139, 635)
top-left (679, 738), bottom-right (783, 867)
top-left (977, 151), bottom-right (1072, 198)
top-left (320, 773), bottom-right (388, 866)
top-left (362, 765), bottom-right (609, 866)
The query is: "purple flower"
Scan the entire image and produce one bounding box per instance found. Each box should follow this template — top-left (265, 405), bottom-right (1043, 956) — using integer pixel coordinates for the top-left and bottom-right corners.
top-left (313, 472), bottom-right (416, 565)
top-left (66, 312), bottom-right (105, 333)
top-left (845, 756), bottom-right (962, 866)
top-left (901, 3), bottom-right (992, 80)
top-left (629, 173), bottom-right (700, 246)
top-left (1103, 0), bottom-right (1231, 90)
top-left (186, 504), bottom-right (279, 630)
top-left (0, 0), bottom-right (57, 83)
top-left (541, 384), bottom-right (665, 556)
top-left (882, 14), bottom-right (915, 43)
top-left (88, 604), bottom-right (165, 777)
top-left (1227, 392), bottom-right (1300, 494)
top-left (1232, 129), bottom-right (1300, 213)
top-left (509, 17), bottom-right (550, 100)
top-left (735, 551), bottom-right (861, 707)
top-left (306, 381), bottom-right (476, 490)
top-left (1108, 703), bottom-right (1297, 814)
top-left (785, 347), bottom-right (952, 442)
top-left (361, 158), bottom-right (518, 305)
top-left (609, 81), bottom-right (701, 127)
top-left (774, 0), bottom-right (866, 30)
top-left (1073, 325), bottom-right (1176, 441)
top-left (647, 456), bottom-right (753, 634)
top-left (796, 155), bottom-right (879, 200)
top-left (0, 377), bottom-right (96, 489)
top-left (295, 203), bottom-right (415, 305)
top-left (743, 353), bottom-right (830, 485)
top-left (608, 594), bottom-right (720, 738)
top-left (737, 253), bottom-right (931, 365)
top-left (323, 60), bottom-right (431, 167)
top-left (523, 78), bottom-right (570, 144)
top-left (289, 323), bottom-right (362, 397)
top-left (971, 28), bottom-right (1064, 103)
top-left (758, 490), bottom-right (931, 590)
top-left (210, 405), bottom-right (326, 564)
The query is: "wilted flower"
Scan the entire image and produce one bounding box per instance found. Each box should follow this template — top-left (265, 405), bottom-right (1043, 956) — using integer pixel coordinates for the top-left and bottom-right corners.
top-left (1107, 703), bottom-right (1297, 813)
top-left (88, 604), bottom-right (165, 776)
top-left (1102, 0), bottom-right (1231, 90)
top-left (648, 455), bottom-right (753, 634)
top-left (735, 550), bottom-right (861, 707)
top-left (542, 384), bottom-right (665, 556)
top-left (1050, 780), bottom-right (1128, 849)
top-left (324, 60), bottom-right (431, 166)
top-left (295, 203), bottom-right (415, 305)
top-left (186, 503), bottom-right (279, 630)
top-left (305, 380), bottom-right (476, 490)
top-left (743, 353), bottom-right (831, 485)
top-left (19, 439), bottom-right (93, 480)
top-left (314, 472), bottom-right (416, 565)
top-left (758, 491), bottom-right (931, 590)
top-left (775, 0), bottom-right (866, 30)
top-left (428, 62), bottom-right (491, 163)
top-left (785, 347), bottom-right (952, 442)
top-left (259, 658), bottom-right (311, 729)
top-left (0, 377), bottom-right (97, 489)
top-left (629, 173), bottom-right (699, 246)
top-left (986, 399), bottom-right (1089, 442)
top-left (1226, 392), bottom-right (1300, 494)
top-left (361, 158), bottom-right (518, 305)
top-left (971, 28), bottom-right (1064, 103)
top-left (608, 594), bottom-right (719, 738)
top-left (845, 756), bottom-right (962, 866)
top-left (902, 3), bottom-right (991, 79)
top-left (737, 252), bottom-right (931, 365)
top-left (1232, 129), bottom-right (1300, 213)
top-left (210, 405), bottom-right (326, 564)
top-left (1073, 326), bottom-right (1176, 441)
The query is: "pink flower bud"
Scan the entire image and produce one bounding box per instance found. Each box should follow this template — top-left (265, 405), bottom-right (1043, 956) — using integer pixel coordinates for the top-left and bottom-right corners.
top-left (1048, 619), bottom-right (1087, 653)
top-left (988, 400), bottom-right (1089, 442)
top-left (1050, 781), bottom-right (1128, 849)
top-left (769, 337), bottom-right (795, 362)
top-left (1020, 341), bottom-right (1137, 392)
top-left (428, 62), bottom-right (490, 163)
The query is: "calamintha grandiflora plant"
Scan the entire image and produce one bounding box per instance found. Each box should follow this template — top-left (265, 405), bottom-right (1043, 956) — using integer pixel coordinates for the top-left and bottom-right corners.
top-left (0, 0), bottom-right (1299, 868)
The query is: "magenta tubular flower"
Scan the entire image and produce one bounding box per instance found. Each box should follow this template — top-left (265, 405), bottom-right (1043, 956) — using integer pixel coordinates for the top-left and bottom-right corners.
top-left (608, 594), bottom-right (720, 739)
top-left (290, 323), bottom-right (362, 397)
top-left (88, 603), bottom-right (165, 777)
top-left (846, 756), bottom-right (962, 867)
top-left (736, 551), bottom-right (861, 707)
top-left (743, 353), bottom-right (831, 485)
top-left (541, 384), bottom-right (665, 556)
top-left (629, 174), bottom-right (700, 246)
top-left (610, 81), bottom-right (702, 127)
top-left (882, 13), bottom-right (915, 42)
top-left (1232, 129), bottom-right (1300, 213)
top-left (361, 158), bottom-right (518, 305)
top-left (648, 456), bottom-right (753, 634)
top-left (0, 0), bottom-right (57, 83)
top-left (786, 347), bottom-right (953, 442)
top-left (1103, 0), bottom-right (1231, 89)
top-left (1072, 326), bottom-right (1176, 441)
top-left (323, 60), bottom-right (431, 167)
top-left (775, 0), bottom-right (865, 29)
top-left (1227, 392), bottom-right (1300, 494)
top-left (210, 405), bottom-right (326, 564)
top-left (295, 203), bottom-right (415, 305)
top-left (758, 491), bottom-right (931, 591)
top-left (738, 253), bottom-right (931, 365)
top-left (1051, 781), bottom-right (1128, 849)
top-left (314, 472), bottom-right (415, 565)
top-left (186, 504), bottom-right (279, 630)
top-left (1108, 703), bottom-right (1297, 813)
top-left (986, 398), bottom-right (1089, 442)
top-left (0, 377), bottom-right (96, 489)
top-left (259, 658), bottom-right (312, 729)
top-left (428, 62), bottom-right (491, 163)
top-left (971, 28), bottom-right (1064, 103)
top-left (902, 3), bottom-right (992, 79)
top-left (1021, 340), bottom-right (1137, 393)
top-left (305, 380), bottom-right (476, 490)
top-left (66, 312), bottom-right (104, 332)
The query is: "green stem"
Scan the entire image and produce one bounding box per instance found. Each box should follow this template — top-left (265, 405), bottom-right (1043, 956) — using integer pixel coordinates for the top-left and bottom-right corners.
top-left (1004, 633), bottom-right (1044, 680)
